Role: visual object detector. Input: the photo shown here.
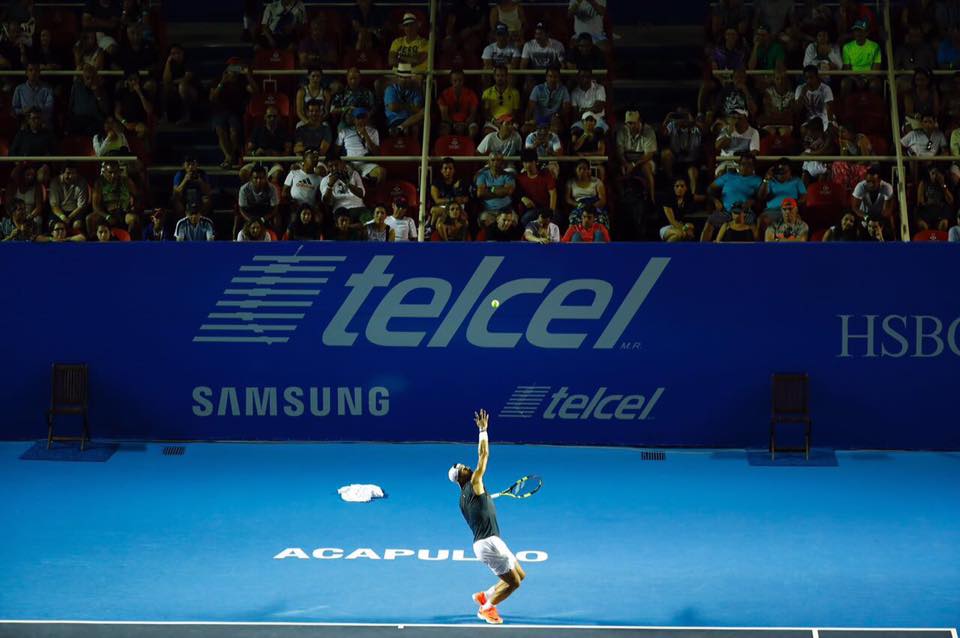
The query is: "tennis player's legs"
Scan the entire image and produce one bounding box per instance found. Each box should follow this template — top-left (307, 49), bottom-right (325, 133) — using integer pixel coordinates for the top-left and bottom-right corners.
top-left (474, 536), bottom-right (526, 605)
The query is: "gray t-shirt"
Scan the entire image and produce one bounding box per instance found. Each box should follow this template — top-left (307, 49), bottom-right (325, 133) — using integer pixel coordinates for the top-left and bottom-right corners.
top-left (238, 182), bottom-right (278, 213)
top-left (459, 480), bottom-right (501, 543)
top-left (48, 176), bottom-right (89, 214)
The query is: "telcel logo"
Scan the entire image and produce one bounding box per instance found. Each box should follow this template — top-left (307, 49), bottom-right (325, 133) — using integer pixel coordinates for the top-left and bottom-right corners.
top-left (321, 256), bottom-right (669, 349)
top-left (500, 385), bottom-right (665, 421)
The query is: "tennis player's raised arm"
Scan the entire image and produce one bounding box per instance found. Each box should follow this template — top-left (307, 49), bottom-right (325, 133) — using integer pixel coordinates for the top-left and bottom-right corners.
top-left (472, 409), bottom-right (490, 493)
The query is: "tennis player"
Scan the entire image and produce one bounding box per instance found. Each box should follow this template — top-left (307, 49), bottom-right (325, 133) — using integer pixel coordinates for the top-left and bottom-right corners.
top-left (448, 409), bottom-right (526, 625)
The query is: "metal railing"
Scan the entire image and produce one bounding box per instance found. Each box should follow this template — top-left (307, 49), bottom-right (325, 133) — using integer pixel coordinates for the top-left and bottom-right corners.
top-left (882, 0), bottom-right (910, 241)
top-left (0, 155), bottom-right (136, 162)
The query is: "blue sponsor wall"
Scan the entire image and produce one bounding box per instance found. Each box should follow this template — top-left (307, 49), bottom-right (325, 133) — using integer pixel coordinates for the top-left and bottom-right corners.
top-left (0, 243), bottom-right (958, 450)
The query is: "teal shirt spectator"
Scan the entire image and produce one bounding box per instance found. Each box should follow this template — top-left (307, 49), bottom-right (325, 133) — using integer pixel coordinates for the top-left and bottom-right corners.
top-left (384, 83), bottom-right (424, 127)
top-left (714, 172), bottom-right (762, 212)
top-left (529, 82), bottom-right (570, 121)
top-left (475, 168), bottom-right (515, 212)
top-left (765, 177), bottom-right (807, 211)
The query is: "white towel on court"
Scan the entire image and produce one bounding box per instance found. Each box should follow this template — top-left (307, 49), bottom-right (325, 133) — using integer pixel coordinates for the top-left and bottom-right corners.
top-left (337, 484), bottom-right (385, 503)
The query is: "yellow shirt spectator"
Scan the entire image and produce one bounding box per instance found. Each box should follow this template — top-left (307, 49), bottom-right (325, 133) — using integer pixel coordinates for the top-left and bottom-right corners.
top-left (389, 36), bottom-right (429, 71)
top-left (481, 85), bottom-right (521, 121)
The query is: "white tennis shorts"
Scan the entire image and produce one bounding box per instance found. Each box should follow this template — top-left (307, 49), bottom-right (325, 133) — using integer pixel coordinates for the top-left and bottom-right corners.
top-left (473, 535), bottom-right (518, 576)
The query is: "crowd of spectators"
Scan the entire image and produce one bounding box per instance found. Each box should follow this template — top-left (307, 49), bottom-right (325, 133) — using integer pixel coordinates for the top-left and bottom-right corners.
top-left (4, 1), bottom-right (960, 243)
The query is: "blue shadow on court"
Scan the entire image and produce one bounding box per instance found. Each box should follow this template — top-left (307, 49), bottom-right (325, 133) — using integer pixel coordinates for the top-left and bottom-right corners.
top-left (746, 448), bottom-right (838, 467)
top-left (19, 441), bottom-right (118, 463)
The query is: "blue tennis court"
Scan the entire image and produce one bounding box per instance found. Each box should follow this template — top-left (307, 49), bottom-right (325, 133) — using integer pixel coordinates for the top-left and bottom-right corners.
top-left (1, 440), bottom-right (957, 634)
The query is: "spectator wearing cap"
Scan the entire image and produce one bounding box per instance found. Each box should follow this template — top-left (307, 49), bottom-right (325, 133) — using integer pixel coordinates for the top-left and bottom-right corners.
top-left (837, 0), bottom-right (877, 41)
top-left (568, 0), bottom-right (607, 48)
top-left (11, 61), bottom-right (53, 127)
top-left (489, 0), bottom-right (526, 47)
top-left (483, 23), bottom-right (521, 83)
top-left (748, 24), bottom-right (785, 77)
top-left (211, 59), bottom-right (258, 169)
top-left (294, 99), bottom-right (332, 156)
top-left (520, 23), bottom-right (565, 92)
top-left (172, 155), bottom-right (212, 219)
top-left (525, 117), bottom-right (563, 178)
top-left (384, 63), bottom-right (425, 138)
top-left (759, 159), bottom-right (806, 223)
top-left (571, 66), bottom-right (607, 132)
top-left (704, 154), bottom-right (761, 241)
top-left (320, 150), bottom-right (370, 223)
top-left (523, 208), bottom-right (561, 243)
top-left (429, 157), bottom-right (471, 227)
top-left (661, 108), bottom-right (704, 195)
top-left (386, 196), bottom-right (418, 241)
top-left (295, 68), bottom-right (331, 129)
top-left (481, 65), bottom-right (521, 133)
top-left (616, 111), bottom-right (657, 198)
top-left (282, 148), bottom-right (324, 213)
top-left (562, 205), bottom-right (610, 242)
top-left (477, 114), bottom-right (522, 168)
top-left (389, 13), bottom-right (428, 72)
top-left (438, 69), bottom-right (480, 139)
top-left (714, 109), bottom-right (759, 175)
top-left (573, 112), bottom-right (606, 177)
top-left (258, 0), bottom-right (307, 50)
top-left (330, 67), bottom-right (377, 130)
top-left (516, 148), bottom-right (557, 224)
top-left (336, 107), bottom-right (384, 184)
top-left (174, 204), bottom-right (215, 241)
top-left (841, 19), bottom-right (882, 93)
top-left (566, 32), bottom-right (606, 70)
top-left (764, 198), bottom-right (809, 242)
top-left (239, 164), bottom-right (280, 228)
top-left (475, 152), bottom-right (517, 226)
top-left (525, 65), bottom-right (571, 135)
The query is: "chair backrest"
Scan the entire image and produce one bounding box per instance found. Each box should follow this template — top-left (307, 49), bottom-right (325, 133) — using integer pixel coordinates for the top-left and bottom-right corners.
top-left (51, 364), bottom-right (88, 409)
top-left (912, 230), bottom-right (949, 242)
top-left (112, 228), bottom-right (132, 241)
top-left (381, 135), bottom-right (421, 157)
top-left (434, 135), bottom-right (476, 157)
top-left (254, 48), bottom-right (295, 71)
top-left (771, 373), bottom-right (809, 418)
top-left (247, 93), bottom-right (291, 119)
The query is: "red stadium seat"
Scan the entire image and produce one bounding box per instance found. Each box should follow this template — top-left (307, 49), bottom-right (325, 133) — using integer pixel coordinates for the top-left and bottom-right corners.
top-left (254, 49), bottom-right (296, 94)
top-left (912, 230), bottom-right (949, 241)
top-left (380, 180), bottom-right (419, 208)
top-left (759, 132), bottom-right (797, 156)
top-left (805, 179), bottom-right (844, 207)
top-left (247, 93), bottom-right (291, 119)
top-left (810, 228), bottom-right (827, 242)
top-left (434, 135), bottom-right (476, 157)
top-left (343, 48), bottom-right (385, 73)
top-left (380, 135), bottom-right (420, 157)
top-left (111, 228), bottom-right (131, 242)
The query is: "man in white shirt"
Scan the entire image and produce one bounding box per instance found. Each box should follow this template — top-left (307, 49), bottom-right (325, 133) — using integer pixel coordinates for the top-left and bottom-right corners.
top-left (482, 23), bottom-right (521, 76)
top-left (900, 114), bottom-right (947, 157)
top-left (283, 149), bottom-right (324, 211)
top-left (570, 67), bottom-right (607, 132)
top-left (320, 152), bottom-right (370, 221)
top-left (715, 109), bottom-right (760, 175)
top-left (477, 114), bottom-right (523, 170)
top-left (386, 196), bottom-right (418, 241)
top-left (336, 107), bottom-right (384, 183)
top-left (794, 65), bottom-right (833, 130)
top-left (520, 23), bottom-right (565, 90)
top-left (568, 0), bottom-right (607, 46)
top-left (851, 165), bottom-right (895, 221)
top-left (175, 204), bottom-right (216, 241)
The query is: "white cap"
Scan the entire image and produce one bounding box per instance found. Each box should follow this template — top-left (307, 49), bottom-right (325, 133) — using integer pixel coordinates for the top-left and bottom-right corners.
top-left (448, 465), bottom-right (460, 484)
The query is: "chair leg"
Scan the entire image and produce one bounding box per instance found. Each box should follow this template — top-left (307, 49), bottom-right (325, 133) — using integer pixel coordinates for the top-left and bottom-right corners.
top-left (81, 412), bottom-right (89, 452)
top-left (46, 413), bottom-right (53, 450)
top-left (770, 423), bottom-right (775, 460)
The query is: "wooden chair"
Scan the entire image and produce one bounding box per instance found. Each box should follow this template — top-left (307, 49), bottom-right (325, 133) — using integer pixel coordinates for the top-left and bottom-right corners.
top-left (47, 364), bottom-right (90, 451)
top-left (770, 373), bottom-right (811, 460)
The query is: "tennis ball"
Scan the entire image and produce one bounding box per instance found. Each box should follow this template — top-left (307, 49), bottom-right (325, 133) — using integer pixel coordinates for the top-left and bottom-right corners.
top-left (491, 299), bottom-right (500, 309)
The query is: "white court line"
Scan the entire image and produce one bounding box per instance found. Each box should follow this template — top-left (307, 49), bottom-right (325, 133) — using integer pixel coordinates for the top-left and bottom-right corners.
top-left (0, 621), bottom-right (955, 631)
top-left (813, 630), bottom-right (820, 638)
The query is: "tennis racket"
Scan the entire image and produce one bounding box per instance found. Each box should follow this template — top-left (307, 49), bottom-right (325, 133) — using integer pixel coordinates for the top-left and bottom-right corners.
top-left (491, 475), bottom-right (542, 500)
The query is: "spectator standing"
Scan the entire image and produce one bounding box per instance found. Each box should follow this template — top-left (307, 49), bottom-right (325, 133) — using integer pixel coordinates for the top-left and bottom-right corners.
top-left (211, 60), bottom-right (257, 168)
top-left (114, 71), bottom-right (153, 140)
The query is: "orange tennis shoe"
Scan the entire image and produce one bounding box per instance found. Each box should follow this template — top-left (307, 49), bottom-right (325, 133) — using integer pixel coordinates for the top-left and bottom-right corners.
top-left (477, 606), bottom-right (503, 624)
